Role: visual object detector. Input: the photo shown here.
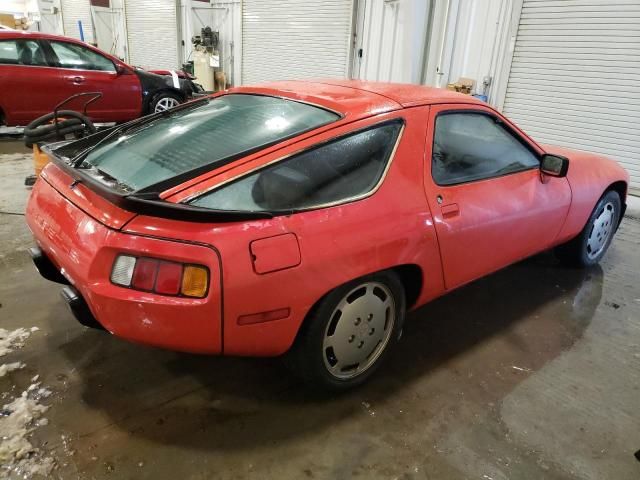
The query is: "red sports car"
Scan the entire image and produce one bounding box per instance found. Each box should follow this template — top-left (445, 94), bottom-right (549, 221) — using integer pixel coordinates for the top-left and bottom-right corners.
top-left (0, 30), bottom-right (202, 126)
top-left (26, 81), bottom-right (629, 390)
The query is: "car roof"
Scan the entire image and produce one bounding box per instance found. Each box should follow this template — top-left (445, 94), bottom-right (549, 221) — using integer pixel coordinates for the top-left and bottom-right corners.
top-left (0, 30), bottom-right (103, 48)
top-left (229, 79), bottom-right (484, 119)
top-left (0, 30), bottom-right (124, 64)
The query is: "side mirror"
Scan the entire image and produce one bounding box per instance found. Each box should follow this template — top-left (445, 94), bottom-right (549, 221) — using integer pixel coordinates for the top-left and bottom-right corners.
top-left (115, 63), bottom-right (128, 75)
top-left (541, 153), bottom-right (569, 177)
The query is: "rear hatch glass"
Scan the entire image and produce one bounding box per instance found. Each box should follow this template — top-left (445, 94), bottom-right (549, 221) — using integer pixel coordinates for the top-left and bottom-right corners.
top-left (77, 94), bottom-right (340, 192)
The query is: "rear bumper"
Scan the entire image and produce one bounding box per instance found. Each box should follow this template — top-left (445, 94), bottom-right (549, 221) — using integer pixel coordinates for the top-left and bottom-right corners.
top-left (29, 246), bottom-right (104, 331)
top-left (26, 177), bottom-right (223, 354)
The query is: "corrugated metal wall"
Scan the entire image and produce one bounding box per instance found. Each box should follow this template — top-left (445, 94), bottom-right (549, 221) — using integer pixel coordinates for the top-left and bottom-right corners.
top-left (125, 0), bottom-right (179, 69)
top-left (503, 0), bottom-right (640, 189)
top-left (242, 0), bottom-right (353, 84)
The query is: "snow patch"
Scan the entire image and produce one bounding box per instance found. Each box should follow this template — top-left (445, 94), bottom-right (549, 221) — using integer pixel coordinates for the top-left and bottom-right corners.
top-left (0, 384), bottom-right (55, 478)
top-left (0, 362), bottom-right (25, 377)
top-left (0, 328), bottom-right (35, 357)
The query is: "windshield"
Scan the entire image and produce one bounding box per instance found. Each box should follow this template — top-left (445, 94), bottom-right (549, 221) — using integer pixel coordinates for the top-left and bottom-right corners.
top-left (80, 94), bottom-right (340, 191)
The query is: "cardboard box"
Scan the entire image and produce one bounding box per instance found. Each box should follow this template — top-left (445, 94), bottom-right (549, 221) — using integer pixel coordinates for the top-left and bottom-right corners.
top-left (0, 14), bottom-right (15, 29)
top-left (447, 77), bottom-right (476, 95)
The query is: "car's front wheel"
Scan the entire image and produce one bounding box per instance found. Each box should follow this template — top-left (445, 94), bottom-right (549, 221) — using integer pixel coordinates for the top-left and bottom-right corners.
top-left (151, 92), bottom-right (182, 113)
top-left (556, 190), bottom-right (622, 267)
top-left (287, 271), bottom-right (405, 391)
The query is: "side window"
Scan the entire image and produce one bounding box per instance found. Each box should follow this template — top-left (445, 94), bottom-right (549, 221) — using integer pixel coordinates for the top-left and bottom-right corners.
top-left (190, 121), bottom-right (403, 212)
top-left (432, 112), bottom-right (539, 185)
top-left (0, 39), bottom-right (48, 66)
top-left (49, 41), bottom-right (116, 72)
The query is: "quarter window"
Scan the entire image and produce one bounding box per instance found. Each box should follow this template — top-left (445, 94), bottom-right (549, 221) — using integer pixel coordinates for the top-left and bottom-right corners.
top-left (49, 41), bottom-right (116, 72)
top-left (432, 112), bottom-right (539, 185)
top-left (0, 39), bottom-right (48, 66)
top-left (190, 121), bottom-right (403, 213)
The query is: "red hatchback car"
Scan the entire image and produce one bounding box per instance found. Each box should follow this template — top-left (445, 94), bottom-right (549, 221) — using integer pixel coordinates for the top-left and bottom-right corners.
top-left (0, 30), bottom-right (202, 126)
top-left (26, 81), bottom-right (628, 390)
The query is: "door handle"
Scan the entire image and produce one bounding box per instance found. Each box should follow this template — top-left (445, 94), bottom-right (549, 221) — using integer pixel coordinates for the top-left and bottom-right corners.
top-left (440, 203), bottom-right (460, 219)
top-left (65, 75), bottom-right (85, 84)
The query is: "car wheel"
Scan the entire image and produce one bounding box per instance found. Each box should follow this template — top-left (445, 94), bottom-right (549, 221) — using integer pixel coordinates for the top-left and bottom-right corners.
top-left (286, 271), bottom-right (405, 391)
top-left (555, 190), bottom-right (621, 267)
top-left (151, 92), bottom-right (182, 113)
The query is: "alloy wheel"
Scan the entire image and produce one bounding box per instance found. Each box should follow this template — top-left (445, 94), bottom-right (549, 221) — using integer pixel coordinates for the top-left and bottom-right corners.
top-left (154, 97), bottom-right (180, 112)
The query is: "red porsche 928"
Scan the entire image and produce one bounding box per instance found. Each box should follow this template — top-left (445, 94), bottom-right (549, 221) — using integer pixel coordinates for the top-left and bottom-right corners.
top-left (26, 81), bottom-right (629, 390)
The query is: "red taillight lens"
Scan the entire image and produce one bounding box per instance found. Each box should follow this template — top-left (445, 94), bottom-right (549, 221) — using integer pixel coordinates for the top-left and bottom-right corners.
top-left (111, 255), bottom-right (209, 298)
top-left (155, 262), bottom-right (182, 295)
top-left (131, 258), bottom-right (159, 291)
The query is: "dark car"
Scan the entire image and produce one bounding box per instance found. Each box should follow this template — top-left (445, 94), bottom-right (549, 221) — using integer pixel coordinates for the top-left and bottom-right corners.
top-left (0, 30), bottom-right (203, 126)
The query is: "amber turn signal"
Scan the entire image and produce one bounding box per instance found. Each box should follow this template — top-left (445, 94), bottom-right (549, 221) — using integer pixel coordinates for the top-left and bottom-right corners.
top-left (181, 265), bottom-right (209, 298)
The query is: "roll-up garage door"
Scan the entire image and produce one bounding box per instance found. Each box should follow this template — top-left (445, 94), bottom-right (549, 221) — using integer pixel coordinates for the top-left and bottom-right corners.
top-left (125, 0), bottom-right (179, 70)
top-left (242, 0), bottom-right (353, 84)
top-left (502, 0), bottom-right (640, 190)
top-left (61, 0), bottom-right (94, 42)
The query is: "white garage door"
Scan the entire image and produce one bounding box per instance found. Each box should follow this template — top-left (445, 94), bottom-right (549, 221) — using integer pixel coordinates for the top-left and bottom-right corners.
top-left (61, 0), bottom-right (94, 42)
top-left (125, 0), bottom-right (179, 70)
top-left (242, 0), bottom-right (353, 84)
top-left (503, 0), bottom-right (640, 190)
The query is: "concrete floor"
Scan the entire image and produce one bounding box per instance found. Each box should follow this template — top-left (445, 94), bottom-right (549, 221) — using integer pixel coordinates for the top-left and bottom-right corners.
top-left (1, 140), bottom-right (639, 479)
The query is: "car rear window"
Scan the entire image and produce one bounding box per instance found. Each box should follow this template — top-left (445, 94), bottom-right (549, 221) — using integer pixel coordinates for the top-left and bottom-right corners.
top-left (81, 94), bottom-right (340, 191)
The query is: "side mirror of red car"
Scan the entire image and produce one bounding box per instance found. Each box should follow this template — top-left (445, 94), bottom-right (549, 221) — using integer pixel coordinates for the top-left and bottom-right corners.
top-left (115, 63), bottom-right (128, 75)
top-left (541, 154), bottom-right (569, 178)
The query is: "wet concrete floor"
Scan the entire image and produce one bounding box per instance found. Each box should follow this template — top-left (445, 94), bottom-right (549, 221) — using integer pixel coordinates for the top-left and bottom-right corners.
top-left (1, 141), bottom-right (639, 479)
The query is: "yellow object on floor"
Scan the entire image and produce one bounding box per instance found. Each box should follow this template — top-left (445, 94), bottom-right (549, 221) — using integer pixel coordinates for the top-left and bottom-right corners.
top-left (33, 145), bottom-right (50, 177)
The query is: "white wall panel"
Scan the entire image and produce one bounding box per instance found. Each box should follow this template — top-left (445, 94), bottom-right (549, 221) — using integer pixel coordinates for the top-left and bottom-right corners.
top-left (36, 0), bottom-right (64, 34)
top-left (503, 0), bottom-right (640, 190)
top-left (60, 0), bottom-right (93, 42)
top-left (125, 0), bottom-right (179, 70)
top-left (91, 0), bottom-right (127, 60)
top-left (352, 0), bottom-right (430, 84)
top-left (242, 0), bottom-right (353, 84)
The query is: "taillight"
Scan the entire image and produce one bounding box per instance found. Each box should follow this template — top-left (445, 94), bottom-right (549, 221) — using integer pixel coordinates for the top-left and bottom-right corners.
top-left (110, 255), bottom-right (209, 298)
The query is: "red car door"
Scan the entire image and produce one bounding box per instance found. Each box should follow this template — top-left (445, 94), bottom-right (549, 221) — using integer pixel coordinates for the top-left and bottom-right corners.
top-left (0, 36), bottom-right (55, 125)
top-left (41, 39), bottom-right (142, 123)
top-left (423, 103), bottom-right (572, 290)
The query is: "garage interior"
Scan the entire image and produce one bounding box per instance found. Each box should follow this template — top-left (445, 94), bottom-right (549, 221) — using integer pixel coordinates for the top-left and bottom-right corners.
top-left (1, 0), bottom-right (639, 479)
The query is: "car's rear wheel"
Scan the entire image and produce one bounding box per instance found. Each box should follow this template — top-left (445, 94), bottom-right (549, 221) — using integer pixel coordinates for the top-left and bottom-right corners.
top-left (287, 271), bottom-right (405, 391)
top-left (151, 92), bottom-right (182, 113)
top-left (555, 190), bottom-right (621, 267)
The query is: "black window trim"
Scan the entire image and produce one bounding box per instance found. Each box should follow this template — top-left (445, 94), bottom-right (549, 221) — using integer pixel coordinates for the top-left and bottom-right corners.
top-left (185, 117), bottom-right (406, 216)
top-left (431, 109), bottom-right (542, 187)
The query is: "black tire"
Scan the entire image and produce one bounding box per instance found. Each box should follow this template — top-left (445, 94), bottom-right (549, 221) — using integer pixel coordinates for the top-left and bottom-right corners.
top-left (149, 91), bottom-right (183, 114)
top-left (555, 190), bottom-right (621, 267)
top-left (286, 271), bottom-right (405, 392)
